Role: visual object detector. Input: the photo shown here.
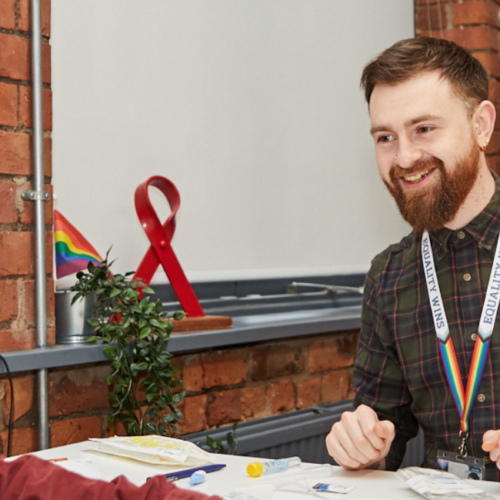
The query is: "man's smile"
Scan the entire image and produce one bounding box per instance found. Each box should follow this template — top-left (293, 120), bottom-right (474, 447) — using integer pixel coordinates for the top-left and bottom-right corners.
top-left (401, 168), bottom-right (434, 184)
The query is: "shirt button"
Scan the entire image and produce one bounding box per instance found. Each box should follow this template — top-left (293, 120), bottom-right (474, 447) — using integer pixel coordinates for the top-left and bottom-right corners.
top-left (463, 273), bottom-right (472, 282)
top-left (477, 394), bottom-right (486, 403)
top-left (457, 231), bottom-right (466, 239)
top-left (485, 456), bottom-right (492, 465)
top-left (471, 333), bottom-right (478, 341)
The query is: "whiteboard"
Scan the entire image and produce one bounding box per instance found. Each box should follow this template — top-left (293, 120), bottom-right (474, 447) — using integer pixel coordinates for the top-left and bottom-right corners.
top-left (51, 0), bottom-right (414, 286)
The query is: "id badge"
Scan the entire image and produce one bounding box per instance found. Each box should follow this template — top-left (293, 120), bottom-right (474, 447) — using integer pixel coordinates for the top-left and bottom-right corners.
top-left (437, 449), bottom-right (485, 480)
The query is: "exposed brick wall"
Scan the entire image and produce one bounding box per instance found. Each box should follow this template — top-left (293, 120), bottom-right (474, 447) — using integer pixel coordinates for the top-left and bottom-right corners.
top-left (415, 0), bottom-right (500, 173)
top-left (0, 0), bottom-right (54, 353)
top-left (0, 331), bottom-right (358, 455)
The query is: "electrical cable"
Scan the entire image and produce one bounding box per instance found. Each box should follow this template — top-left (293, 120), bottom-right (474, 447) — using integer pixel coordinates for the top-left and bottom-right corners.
top-left (0, 354), bottom-right (14, 457)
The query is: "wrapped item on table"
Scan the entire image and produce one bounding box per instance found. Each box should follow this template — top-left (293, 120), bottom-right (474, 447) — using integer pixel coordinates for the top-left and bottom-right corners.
top-left (397, 467), bottom-right (497, 500)
top-left (88, 435), bottom-right (215, 466)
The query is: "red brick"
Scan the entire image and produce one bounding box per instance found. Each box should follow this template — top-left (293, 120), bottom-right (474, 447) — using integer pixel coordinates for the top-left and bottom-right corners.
top-left (320, 369), bottom-right (352, 405)
top-left (182, 354), bottom-right (204, 392)
top-left (241, 386), bottom-right (268, 419)
top-left (474, 52), bottom-right (500, 80)
top-left (0, 130), bottom-right (31, 176)
top-left (440, 26), bottom-right (499, 52)
top-left (415, 0), bottom-right (449, 4)
top-left (296, 378), bottom-right (321, 409)
top-left (0, 0), bottom-right (16, 30)
top-left (0, 329), bottom-right (36, 351)
top-left (488, 154), bottom-right (500, 174)
top-left (18, 87), bottom-right (52, 130)
top-left (0, 280), bottom-right (18, 322)
top-left (308, 333), bottom-right (358, 373)
top-left (251, 344), bottom-right (303, 381)
top-left (454, 1), bottom-right (500, 27)
top-left (202, 350), bottom-right (248, 388)
top-left (104, 417), bottom-right (128, 437)
top-left (487, 130), bottom-right (500, 155)
top-left (1, 426), bottom-right (37, 455)
top-left (180, 394), bottom-right (208, 434)
top-left (0, 231), bottom-right (34, 277)
top-left (44, 136), bottom-right (52, 177)
top-left (47, 326), bottom-right (55, 346)
top-left (415, 4), bottom-right (448, 32)
top-left (0, 83), bottom-right (17, 127)
top-left (19, 0), bottom-right (51, 37)
top-left (0, 181), bottom-right (17, 223)
top-left (18, 182), bottom-right (54, 225)
top-left (50, 415), bottom-right (102, 447)
top-left (41, 42), bottom-right (51, 84)
top-left (266, 379), bottom-right (295, 414)
top-left (49, 366), bottom-right (111, 417)
top-left (0, 375), bottom-right (34, 422)
top-left (0, 33), bottom-right (30, 81)
top-left (45, 231), bottom-right (53, 274)
top-left (207, 389), bottom-right (242, 427)
top-left (0, 34), bottom-right (50, 83)
top-left (490, 78), bottom-right (500, 103)
top-left (495, 105), bottom-right (500, 129)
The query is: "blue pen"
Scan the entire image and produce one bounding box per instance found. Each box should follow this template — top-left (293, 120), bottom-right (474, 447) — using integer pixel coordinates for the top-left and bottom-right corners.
top-left (148, 463), bottom-right (226, 482)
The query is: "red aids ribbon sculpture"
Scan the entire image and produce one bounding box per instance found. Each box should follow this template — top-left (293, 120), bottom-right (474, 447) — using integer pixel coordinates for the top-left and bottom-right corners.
top-left (133, 176), bottom-right (205, 318)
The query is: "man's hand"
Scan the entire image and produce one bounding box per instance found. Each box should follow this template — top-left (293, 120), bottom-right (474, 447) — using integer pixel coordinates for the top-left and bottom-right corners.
top-left (482, 430), bottom-right (500, 468)
top-left (326, 404), bottom-right (395, 470)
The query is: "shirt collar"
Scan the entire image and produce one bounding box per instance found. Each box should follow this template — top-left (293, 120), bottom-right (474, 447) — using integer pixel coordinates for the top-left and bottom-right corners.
top-left (428, 170), bottom-right (500, 261)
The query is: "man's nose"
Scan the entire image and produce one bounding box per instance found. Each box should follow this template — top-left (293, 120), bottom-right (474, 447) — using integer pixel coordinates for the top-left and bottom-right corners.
top-left (395, 137), bottom-right (423, 169)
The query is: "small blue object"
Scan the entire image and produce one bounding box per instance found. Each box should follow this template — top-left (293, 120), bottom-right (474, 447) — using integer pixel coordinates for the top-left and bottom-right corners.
top-left (188, 470), bottom-right (207, 486)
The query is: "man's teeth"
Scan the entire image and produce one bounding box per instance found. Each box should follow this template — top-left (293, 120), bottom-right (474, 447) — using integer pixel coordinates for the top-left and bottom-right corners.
top-left (403, 170), bottom-right (431, 184)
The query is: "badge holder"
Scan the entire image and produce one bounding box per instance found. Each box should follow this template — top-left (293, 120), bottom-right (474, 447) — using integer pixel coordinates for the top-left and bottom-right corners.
top-left (133, 176), bottom-right (232, 331)
top-left (437, 449), bottom-right (485, 480)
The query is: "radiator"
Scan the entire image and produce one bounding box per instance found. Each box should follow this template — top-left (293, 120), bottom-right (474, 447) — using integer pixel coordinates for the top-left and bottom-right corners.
top-left (186, 400), bottom-right (425, 467)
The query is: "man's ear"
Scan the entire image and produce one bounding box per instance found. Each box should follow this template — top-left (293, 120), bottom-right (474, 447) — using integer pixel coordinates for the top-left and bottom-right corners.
top-left (473, 100), bottom-right (496, 150)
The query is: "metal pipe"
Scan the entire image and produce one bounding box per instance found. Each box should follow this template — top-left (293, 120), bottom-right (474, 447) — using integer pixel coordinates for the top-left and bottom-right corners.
top-left (31, 0), bottom-right (49, 450)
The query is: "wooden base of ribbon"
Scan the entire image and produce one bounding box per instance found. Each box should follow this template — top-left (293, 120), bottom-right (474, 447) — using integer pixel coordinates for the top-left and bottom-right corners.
top-left (172, 315), bottom-right (233, 332)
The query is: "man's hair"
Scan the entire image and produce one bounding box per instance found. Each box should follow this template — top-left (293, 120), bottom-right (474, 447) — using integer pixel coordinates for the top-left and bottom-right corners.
top-left (361, 37), bottom-right (489, 115)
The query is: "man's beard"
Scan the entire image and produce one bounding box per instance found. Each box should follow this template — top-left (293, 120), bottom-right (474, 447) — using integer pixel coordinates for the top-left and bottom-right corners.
top-left (383, 142), bottom-right (480, 233)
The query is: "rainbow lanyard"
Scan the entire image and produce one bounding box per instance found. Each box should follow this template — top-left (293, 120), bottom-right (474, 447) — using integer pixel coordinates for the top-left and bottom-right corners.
top-left (422, 230), bottom-right (500, 457)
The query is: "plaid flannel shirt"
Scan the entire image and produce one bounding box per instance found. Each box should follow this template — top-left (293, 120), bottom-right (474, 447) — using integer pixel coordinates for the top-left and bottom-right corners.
top-left (353, 170), bottom-right (500, 481)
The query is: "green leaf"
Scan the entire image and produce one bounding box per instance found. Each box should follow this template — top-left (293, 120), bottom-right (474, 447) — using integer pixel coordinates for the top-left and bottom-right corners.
top-left (139, 376), bottom-right (152, 387)
top-left (172, 391), bottom-right (185, 405)
top-left (173, 311), bottom-right (186, 321)
top-left (139, 326), bottom-right (152, 339)
top-left (134, 362), bottom-right (148, 372)
top-left (110, 288), bottom-right (122, 298)
top-left (227, 432), bottom-right (236, 446)
top-left (145, 383), bottom-right (159, 395)
top-left (103, 347), bottom-right (117, 359)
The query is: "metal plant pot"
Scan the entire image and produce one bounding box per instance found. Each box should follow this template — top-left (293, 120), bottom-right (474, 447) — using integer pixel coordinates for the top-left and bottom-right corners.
top-left (55, 290), bottom-right (97, 344)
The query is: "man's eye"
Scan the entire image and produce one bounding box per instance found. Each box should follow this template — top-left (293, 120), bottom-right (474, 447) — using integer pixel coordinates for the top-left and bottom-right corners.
top-left (377, 135), bottom-right (394, 143)
top-left (418, 126), bottom-right (434, 133)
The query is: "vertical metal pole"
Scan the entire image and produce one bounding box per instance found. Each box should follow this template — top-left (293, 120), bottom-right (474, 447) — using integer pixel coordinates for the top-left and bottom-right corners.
top-left (31, 0), bottom-right (49, 450)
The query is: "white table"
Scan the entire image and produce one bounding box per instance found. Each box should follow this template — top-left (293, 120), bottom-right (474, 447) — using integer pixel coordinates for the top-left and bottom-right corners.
top-left (30, 442), bottom-right (500, 499)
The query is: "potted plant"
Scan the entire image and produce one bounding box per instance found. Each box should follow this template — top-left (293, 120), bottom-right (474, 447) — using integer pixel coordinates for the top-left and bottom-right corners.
top-left (70, 254), bottom-right (185, 436)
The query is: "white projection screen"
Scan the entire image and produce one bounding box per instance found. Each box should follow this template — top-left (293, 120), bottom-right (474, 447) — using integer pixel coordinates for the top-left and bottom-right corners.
top-left (51, 0), bottom-right (414, 286)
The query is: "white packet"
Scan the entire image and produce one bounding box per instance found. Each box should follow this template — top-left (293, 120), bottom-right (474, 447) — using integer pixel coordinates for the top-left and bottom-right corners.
top-left (397, 467), bottom-right (497, 500)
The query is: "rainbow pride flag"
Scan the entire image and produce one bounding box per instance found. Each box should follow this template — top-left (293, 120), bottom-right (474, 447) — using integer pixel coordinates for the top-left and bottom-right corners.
top-left (54, 210), bottom-right (102, 279)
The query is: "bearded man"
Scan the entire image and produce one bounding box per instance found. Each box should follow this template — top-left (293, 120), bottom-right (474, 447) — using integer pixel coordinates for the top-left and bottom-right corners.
top-left (326, 37), bottom-right (500, 481)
